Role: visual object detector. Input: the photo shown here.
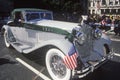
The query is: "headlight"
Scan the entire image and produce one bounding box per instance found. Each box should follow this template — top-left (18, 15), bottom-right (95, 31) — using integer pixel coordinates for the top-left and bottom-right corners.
top-left (94, 28), bottom-right (102, 39)
top-left (76, 32), bottom-right (86, 45)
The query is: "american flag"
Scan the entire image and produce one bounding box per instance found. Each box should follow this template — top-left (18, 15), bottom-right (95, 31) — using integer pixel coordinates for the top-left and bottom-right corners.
top-left (63, 44), bottom-right (78, 70)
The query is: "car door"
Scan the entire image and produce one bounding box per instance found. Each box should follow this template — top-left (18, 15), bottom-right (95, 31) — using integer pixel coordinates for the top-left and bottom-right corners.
top-left (8, 11), bottom-right (28, 43)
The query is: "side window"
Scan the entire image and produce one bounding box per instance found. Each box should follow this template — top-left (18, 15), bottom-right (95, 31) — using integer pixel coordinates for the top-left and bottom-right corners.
top-left (14, 12), bottom-right (24, 23)
top-left (14, 12), bottom-right (21, 23)
top-left (26, 13), bottom-right (40, 21)
top-left (8, 12), bottom-right (24, 26)
top-left (26, 13), bottom-right (31, 21)
top-left (41, 13), bottom-right (52, 20)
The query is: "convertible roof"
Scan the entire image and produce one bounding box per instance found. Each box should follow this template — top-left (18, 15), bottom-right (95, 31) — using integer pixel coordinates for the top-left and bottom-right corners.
top-left (12, 8), bottom-right (52, 13)
top-left (10, 8), bottom-right (53, 20)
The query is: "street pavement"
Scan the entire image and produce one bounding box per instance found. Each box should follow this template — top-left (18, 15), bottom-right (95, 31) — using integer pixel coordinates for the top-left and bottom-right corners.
top-left (0, 37), bottom-right (46, 80)
top-left (0, 33), bottom-right (120, 80)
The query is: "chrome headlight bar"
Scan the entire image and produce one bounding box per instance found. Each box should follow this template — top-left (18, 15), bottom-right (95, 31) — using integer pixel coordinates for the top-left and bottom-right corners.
top-left (93, 28), bottom-right (102, 39)
top-left (76, 32), bottom-right (86, 45)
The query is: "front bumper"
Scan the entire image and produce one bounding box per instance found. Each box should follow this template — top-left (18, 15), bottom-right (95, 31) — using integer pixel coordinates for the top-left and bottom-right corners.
top-left (72, 52), bottom-right (113, 79)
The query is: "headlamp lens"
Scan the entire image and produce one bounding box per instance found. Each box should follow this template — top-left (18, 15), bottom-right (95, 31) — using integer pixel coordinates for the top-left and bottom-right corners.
top-left (94, 28), bottom-right (102, 39)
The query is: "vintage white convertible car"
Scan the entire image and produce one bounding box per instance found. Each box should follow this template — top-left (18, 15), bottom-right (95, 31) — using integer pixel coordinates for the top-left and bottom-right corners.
top-left (1, 8), bottom-right (112, 80)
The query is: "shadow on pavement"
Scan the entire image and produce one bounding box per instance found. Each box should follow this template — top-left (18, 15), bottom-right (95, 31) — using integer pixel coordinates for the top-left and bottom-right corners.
top-left (0, 58), bottom-right (17, 65)
top-left (87, 60), bottom-right (120, 80)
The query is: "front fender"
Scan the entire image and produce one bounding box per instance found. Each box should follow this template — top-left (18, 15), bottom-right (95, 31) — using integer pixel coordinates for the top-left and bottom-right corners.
top-left (101, 33), bottom-right (111, 45)
top-left (93, 33), bottom-right (111, 55)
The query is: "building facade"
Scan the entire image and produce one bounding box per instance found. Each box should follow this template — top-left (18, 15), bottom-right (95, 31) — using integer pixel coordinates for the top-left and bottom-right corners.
top-left (88, 0), bottom-right (120, 15)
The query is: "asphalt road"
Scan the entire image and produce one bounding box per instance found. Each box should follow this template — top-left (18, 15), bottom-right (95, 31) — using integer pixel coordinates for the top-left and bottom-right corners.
top-left (0, 33), bottom-right (120, 80)
top-left (0, 36), bottom-right (50, 80)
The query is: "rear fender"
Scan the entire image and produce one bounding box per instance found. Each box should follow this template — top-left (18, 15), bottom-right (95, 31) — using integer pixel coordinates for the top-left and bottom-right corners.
top-left (1, 25), bottom-right (9, 35)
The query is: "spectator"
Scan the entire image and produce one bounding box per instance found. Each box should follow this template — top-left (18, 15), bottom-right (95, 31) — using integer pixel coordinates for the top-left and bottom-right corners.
top-left (118, 20), bottom-right (120, 36)
top-left (106, 16), bottom-right (112, 24)
top-left (105, 16), bottom-right (112, 31)
top-left (101, 14), bottom-right (106, 20)
top-left (101, 17), bottom-right (107, 30)
top-left (113, 16), bottom-right (119, 36)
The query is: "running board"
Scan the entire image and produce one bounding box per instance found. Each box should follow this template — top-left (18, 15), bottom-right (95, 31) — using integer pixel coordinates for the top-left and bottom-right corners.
top-left (11, 42), bottom-right (32, 53)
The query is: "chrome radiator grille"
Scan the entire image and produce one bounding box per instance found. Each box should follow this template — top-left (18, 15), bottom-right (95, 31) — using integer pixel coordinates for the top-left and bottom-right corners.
top-left (76, 24), bottom-right (93, 58)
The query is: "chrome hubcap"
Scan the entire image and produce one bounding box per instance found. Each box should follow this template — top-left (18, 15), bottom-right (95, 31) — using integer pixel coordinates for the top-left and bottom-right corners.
top-left (50, 55), bottom-right (66, 78)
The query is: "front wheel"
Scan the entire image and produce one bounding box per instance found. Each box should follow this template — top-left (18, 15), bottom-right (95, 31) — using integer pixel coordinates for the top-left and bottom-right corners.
top-left (45, 48), bottom-right (71, 80)
top-left (103, 44), bottom-right (110, 56)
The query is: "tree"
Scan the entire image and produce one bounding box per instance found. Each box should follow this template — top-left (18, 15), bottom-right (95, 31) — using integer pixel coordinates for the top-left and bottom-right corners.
top-left (62, 1), bottom-right (72, 12)
top-left (0, 0), bottom-right (13, 12)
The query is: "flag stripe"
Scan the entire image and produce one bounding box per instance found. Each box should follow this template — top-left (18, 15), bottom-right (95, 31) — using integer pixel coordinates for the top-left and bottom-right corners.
top-left (65, 56), bottom-right (70, 69)
top-left (64, 57), bottom-right (69, 68)
top-left (70, 56), bottom-right (75, 69)
top-left (63, 53), bottom-right (78, 70)
top-left (67, 56), bottom-right (73, 69)
top-left (69, 56), bottom-right (74, 69)
top-left (64, 56), bottom-right (71, 69)
top-left (72, 53), bottom-right (77, 68)
top-left (63, 44), bottom-right (78, 70)
top-left (71, 54), bottom-right (76, 69)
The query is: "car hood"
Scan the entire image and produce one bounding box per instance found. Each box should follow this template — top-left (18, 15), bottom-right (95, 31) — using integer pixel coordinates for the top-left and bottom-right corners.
top-left (29, 20), bottom-right (79, 33)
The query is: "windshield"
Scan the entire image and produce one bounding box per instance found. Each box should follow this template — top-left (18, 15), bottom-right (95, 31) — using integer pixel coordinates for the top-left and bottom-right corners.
top-left (26, 12), bottom-right (53, 21)
top-left (26, 13), bottom-right (40, 21)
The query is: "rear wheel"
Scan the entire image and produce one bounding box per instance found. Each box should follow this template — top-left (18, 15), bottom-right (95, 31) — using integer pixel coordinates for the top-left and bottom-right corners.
top-left (4, 31), bottom-right (11, 48)
top-left (45, 48), bottom-right (71, 80)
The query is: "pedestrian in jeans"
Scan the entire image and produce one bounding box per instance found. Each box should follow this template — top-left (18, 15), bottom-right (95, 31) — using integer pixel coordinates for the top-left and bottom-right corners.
top-left (118, 21), bottom-right (120, 36)
top-left (114, 18), bottom-right (119, 36)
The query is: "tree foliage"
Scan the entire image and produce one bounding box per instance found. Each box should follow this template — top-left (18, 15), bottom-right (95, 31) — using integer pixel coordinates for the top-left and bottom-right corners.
top-left (42, 0), bottom-right (84, 14)
top-left (0, 0), bottom-right (13, 12)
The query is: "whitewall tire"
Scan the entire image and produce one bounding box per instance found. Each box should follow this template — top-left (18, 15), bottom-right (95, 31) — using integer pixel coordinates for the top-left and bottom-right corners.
top-left (103, 46), bottom-right (107, 56)
top-left (45, 48), bottom-right (71, 80)
top-left (4, 31), bottom-right (11, 48)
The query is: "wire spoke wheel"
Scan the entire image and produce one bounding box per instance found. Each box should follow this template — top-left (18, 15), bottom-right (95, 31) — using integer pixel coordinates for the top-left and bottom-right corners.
top-left (45, 48), bottom-right (71, 80)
